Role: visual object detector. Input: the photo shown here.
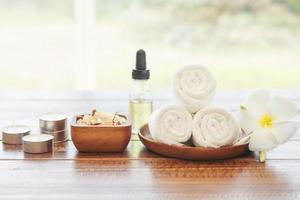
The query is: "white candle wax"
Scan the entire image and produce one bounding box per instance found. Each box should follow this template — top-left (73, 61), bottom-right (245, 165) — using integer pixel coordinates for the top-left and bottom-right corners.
top-left (2, 125), bottom-right (30, 134)
top-left (23, 134), bottom-right (54, 142)
top-left (40, 113), bottom-right (67, 121)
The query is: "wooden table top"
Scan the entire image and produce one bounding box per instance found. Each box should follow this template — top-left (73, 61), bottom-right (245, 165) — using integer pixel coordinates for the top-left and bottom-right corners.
top-left (0, 91), bottom-right (299, 200)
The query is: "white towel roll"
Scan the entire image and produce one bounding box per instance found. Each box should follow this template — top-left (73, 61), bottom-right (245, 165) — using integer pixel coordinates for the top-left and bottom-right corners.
top-left (192, 107), bottom-right (240, 148)
top-left (148, 105), bottom-right (193, 146)
top-left (173, 65), bottom-right (217, 113)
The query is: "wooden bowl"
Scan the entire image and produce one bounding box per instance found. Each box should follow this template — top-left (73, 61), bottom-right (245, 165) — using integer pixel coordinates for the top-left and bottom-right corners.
top-left (139, 124), bottom-right (249, 161)
top-left (71, 114), bottom-right (131, 153)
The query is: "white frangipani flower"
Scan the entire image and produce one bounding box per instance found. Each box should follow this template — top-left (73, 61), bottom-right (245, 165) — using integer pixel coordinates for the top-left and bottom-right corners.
top-left (238, 89), bottom-right (299, 151)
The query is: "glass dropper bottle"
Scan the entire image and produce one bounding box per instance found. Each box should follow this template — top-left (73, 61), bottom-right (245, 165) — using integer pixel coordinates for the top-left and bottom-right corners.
top-left (129, 49), bottom-right (153, 134)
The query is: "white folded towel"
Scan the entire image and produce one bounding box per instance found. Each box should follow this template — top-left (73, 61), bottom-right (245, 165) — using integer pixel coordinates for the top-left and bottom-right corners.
top-left (192, 107), bottom-right (240, 148)
top-left (148, 105), bottom-right (193, 146)
top-left (172, 65), bottom-right (217, 113)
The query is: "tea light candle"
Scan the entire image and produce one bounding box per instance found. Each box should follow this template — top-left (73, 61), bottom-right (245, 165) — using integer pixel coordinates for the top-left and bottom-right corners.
top-left (2, 125), bottom-right (30, 145)
top-left (23, 134), bottom-right (54, 154)
top-left (39, 113), bottom-right (68, 132)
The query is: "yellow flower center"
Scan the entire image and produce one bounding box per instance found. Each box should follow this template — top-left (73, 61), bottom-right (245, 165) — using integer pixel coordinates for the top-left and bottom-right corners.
top-left (259, 113), bottom-right (273, 128)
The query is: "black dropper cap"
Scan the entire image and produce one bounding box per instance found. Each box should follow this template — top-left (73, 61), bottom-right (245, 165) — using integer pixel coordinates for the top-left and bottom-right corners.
top-left (132, 49), bottom-right (150, 80)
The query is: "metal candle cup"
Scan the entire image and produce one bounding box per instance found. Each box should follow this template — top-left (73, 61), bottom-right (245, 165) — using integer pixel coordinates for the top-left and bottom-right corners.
top-left (39, 113), bottom-right (68, 143)
top-left (39, 113), bottom-right (68, 132)
top-left (23, 134), bottom-right (54, 154)
top-left (40, 129), bottom-right (68, 143)
top-left (2, 125), bottom-right (30, 145)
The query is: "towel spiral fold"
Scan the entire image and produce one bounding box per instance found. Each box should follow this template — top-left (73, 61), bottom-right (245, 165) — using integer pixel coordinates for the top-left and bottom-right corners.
top-left (173, 65), bottom-right (217, 113)
top-left (148, 105), bottom-right (193, 145)
top-left (192, 107), bottom-right (240, 148)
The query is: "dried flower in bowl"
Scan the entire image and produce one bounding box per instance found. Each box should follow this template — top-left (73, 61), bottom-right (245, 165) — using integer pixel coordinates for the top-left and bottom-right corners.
top-left (77, 109), bottom-right (126, 126)
top-left (237, 89), bottom-right (299, 162)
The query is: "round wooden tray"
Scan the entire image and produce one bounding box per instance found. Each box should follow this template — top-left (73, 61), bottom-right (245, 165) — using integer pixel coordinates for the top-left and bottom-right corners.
top-left (138, 124), bottom-right (249, 161)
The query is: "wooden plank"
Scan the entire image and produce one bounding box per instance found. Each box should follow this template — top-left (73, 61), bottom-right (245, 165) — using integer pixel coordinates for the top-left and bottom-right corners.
top-left (0, 90), bottom-right (299, 118)
top-left (0, 89), bottom-right (299, 101)
top-left (0, 140), bottom-right (299, 161)
top-left (0, 159), bottom-right (299, 199)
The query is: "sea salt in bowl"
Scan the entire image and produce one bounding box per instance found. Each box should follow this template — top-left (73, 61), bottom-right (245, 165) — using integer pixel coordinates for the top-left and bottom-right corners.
top-left (71, 114), bottom-right (131, 153)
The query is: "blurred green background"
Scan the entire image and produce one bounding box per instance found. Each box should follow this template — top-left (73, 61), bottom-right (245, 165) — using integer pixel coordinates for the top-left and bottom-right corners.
top-left (0, 0), bottom-right (299, 91)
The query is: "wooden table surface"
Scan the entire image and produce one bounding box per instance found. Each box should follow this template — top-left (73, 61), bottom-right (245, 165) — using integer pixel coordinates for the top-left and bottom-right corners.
top-left (0, 91), bottom-right (299, 200)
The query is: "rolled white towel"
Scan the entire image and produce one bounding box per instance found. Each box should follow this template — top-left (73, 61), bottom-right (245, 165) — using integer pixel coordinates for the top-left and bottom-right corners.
top-left (148, 105), bottom-right (193, 146)
top-left (192, 107), bottom-right (240, 148)
top-left (172, 65), bottom-right (217, 113)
